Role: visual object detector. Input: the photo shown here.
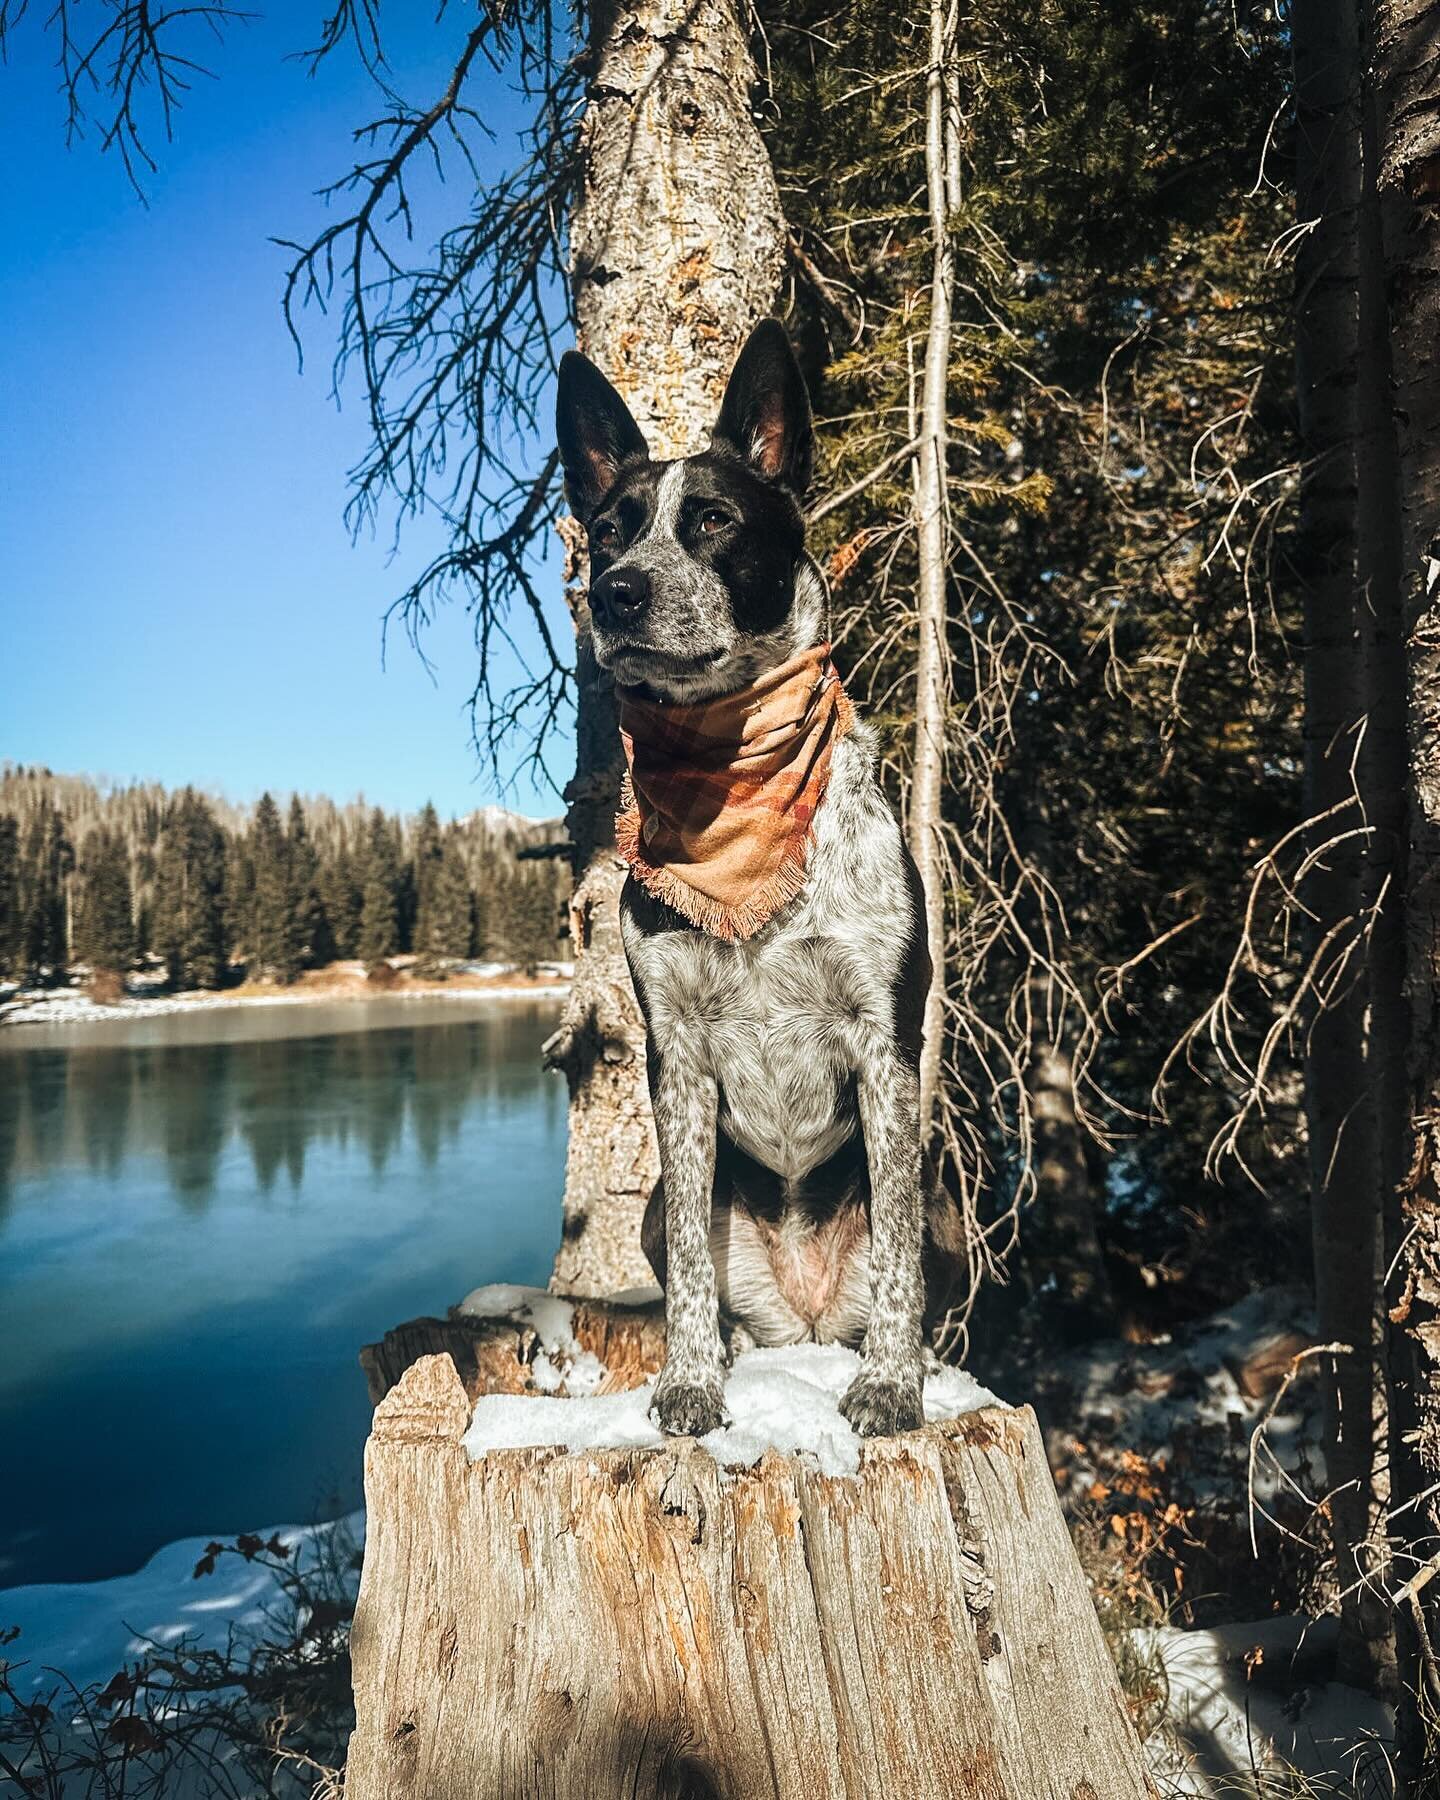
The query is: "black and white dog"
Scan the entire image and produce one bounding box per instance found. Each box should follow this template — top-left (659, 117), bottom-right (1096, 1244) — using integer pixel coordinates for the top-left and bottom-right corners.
top-left (556, 321), bottom-right (963, 1439)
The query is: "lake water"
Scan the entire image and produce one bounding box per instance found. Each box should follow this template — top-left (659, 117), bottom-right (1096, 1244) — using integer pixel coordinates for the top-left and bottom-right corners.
top-left (0, 997), bottom-right (566, 1589)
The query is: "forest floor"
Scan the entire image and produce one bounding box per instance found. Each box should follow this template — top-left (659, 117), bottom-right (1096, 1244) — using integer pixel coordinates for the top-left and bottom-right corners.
top-left (0, 958), bottom-right (572, 1027)
top-left (990, 1288), bottom-right (1397, 1794)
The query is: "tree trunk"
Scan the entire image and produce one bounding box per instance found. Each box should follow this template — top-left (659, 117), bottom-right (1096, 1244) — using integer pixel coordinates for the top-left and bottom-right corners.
top-left (1024, 989), bottom-right (1115, 1341)
top-left (1292, 0), bottom-right (1392, 1697)
top-left (1376, 0), bottom-right (1440, 1778)
top-left (546, 0), bottom-right (786, 1296)
top-left (1353, 10), bottom-right (1407, 1703)
top-left (908, 0), bottom-right (958, 1140)
top-left (347, 1335), bottom-right (1152, 1800)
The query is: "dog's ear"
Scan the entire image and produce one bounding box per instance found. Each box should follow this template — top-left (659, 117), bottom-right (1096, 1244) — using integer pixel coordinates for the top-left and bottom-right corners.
top-left (556, 351), bottom-right (649, 515)
top-left (711, 320), bottom-right (814, 497)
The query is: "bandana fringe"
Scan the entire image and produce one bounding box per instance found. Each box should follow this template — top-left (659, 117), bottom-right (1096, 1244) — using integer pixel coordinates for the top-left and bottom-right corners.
top-left (615, 803), bottom-right (817, 941)
top-left (614, 670), bottom-right (853, 941)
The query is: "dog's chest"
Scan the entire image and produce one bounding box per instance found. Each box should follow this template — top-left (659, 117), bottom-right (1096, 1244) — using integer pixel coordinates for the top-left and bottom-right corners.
top-left (705, 932), bottom-right (868, 1177)
top-left (626, 735), bottom-right (915, 1182)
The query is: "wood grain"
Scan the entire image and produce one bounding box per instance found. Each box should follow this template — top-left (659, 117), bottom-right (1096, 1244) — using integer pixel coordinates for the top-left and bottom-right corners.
top-left (348, 1320), bottom-right (1152, 1799)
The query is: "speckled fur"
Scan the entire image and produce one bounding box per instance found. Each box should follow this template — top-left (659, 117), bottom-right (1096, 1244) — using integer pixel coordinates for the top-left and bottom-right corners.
top-left (557, 324), bottom-right (963, 1438)
top-left (620, 609), bottom-right (950, 1439)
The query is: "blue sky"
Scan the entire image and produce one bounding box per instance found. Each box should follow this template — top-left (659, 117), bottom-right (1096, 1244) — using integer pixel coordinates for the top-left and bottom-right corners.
top-left (0, 10), bottom-right (572, 820)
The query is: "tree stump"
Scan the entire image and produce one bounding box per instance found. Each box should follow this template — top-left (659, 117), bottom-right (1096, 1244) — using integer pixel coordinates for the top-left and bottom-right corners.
top-left (348, 1308), bottom-right (1150, 1799)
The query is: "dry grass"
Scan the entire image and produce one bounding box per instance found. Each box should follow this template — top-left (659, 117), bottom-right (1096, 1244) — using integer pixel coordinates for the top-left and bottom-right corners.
top-left (84, 970), bottom-right (126, 1007)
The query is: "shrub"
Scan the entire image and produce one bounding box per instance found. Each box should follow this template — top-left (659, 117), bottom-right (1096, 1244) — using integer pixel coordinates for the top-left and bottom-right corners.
top-left (86, 968), bottom-right (125, 1007)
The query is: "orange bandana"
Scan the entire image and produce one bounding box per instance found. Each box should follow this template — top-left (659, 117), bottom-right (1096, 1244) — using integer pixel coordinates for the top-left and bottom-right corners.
top-left (615, 643), bottom-right (855, 941)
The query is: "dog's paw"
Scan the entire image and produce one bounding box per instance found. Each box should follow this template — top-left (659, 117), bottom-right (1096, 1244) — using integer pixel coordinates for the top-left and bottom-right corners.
top-left (649, 1377), bottom-right (727, 1438)
top-left (839, 1371), bottom-right (924, 1438)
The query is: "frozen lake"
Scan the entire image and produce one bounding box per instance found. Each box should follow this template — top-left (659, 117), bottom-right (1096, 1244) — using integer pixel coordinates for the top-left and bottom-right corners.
top-left (0, 996), bottom-right (566, 1587)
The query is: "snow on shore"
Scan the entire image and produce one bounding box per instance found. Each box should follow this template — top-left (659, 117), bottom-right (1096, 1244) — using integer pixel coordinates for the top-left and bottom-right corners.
top-left (0, 963), bottom-right (571, 1028)
top-left (0, 1515), bottom-right (363, 1699)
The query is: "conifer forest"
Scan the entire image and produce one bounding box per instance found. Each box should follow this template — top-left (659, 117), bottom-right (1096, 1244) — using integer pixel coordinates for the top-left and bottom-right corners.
top-left (0, 768), bottom-right (568, 987)
top-left (5, 0), bottom-right (1440, 1794)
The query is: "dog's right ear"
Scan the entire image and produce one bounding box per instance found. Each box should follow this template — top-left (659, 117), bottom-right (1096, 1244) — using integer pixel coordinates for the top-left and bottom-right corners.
top-left (556, 351), bottom-right (649, 516)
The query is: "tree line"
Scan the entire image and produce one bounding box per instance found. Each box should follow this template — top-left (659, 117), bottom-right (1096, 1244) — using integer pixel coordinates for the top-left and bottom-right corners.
top-left (0, 766), bottom-right (566, 989)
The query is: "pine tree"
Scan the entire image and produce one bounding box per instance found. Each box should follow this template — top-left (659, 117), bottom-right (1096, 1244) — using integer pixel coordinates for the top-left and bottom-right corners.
top-left (0, 814), bottom-right (19, 978)
top-left (286, 795), bottom-right (332, 970)
top-left (432, 828), bottom-right (476, 960)
top-left (318, 838), bottom-right (362, 960)
top-left (153, 789), bottom-right (227, 989)
top-left (393, 815), bottom-right (417, 953)
top-left (411, 802), bottom-right (446, 969)
top-left (75, 825), bottom-right (134, 972)
top-left (358, 806), bottom-right (400, 964)
top-left (248, 792), bottom-right (292, 980)
top-left (21, 796), bottom-right (72, 983)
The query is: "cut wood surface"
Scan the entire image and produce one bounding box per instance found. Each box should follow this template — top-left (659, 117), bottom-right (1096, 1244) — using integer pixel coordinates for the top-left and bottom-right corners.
top-left (349, 1311), bottom-right (1151, 1799)
top-left (358, 1295), bottom-right (666, 1406)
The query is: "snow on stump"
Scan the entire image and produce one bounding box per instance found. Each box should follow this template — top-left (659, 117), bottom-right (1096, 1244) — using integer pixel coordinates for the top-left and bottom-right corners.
top-left (348, 1297), bottom-right (1151, 1800)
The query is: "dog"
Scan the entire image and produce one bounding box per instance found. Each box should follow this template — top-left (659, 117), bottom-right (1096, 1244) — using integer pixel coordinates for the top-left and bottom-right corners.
top-left (556, 320), bottom-right (964, 1439)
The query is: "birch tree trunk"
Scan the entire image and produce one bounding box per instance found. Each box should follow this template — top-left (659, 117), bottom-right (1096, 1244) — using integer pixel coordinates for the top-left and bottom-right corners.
top-left (1291, 0), bottom-right (1392, 1696)
top-left (908, 0), bottom-right (959, 1140)
top-left (546, 0), bottom-right (786, 1294)
top-left (1376, 0), bottom-right (1440, 1775)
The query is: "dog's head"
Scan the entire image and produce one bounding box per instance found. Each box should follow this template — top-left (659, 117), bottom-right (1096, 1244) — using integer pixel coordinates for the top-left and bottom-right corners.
top-left (556, 320), bottom-right (822, 701)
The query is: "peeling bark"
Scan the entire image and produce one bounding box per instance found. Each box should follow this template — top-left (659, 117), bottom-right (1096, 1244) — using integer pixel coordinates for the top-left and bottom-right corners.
top-left (548, 0), bottom-right (786, 1295)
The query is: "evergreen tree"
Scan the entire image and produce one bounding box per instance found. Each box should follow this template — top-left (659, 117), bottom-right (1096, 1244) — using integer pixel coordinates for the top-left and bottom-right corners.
top-left (153, 789), bottom-right (227, 989)
top-left (247, 792), bottom-right (293, 980)
top-left (392, 815), bottom-right (417, 953)
top-left (21, 796), bottom-right (72, 983)
top-left (358, 806), bottom-right (400, 963)
top-left (430, 828), bottom-right (476, 961)
top-left (411, 802), bottom-right (445, 967)
top-left (0, 814), bottom-right (19, 978)
top-left (318, 839), bottom-right (362, 960)
top-left (75, 825), bottom-right (134, 972)
top-left (286, 795), bottom-right (332, 969)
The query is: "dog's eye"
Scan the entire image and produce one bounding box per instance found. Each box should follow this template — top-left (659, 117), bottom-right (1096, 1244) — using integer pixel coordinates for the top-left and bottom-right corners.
top-left (698, 509), bottom-right (730, 536)
top-left (591, 520), bottom-right (620, 553)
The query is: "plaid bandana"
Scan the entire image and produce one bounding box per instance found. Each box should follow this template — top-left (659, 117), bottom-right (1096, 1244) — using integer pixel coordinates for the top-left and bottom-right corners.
top-left (615, 642), bottom-right (855, 941)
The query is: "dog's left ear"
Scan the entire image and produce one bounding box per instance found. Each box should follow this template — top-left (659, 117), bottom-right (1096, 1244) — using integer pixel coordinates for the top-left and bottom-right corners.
top-left (711, 320), bottom-right (814, 497)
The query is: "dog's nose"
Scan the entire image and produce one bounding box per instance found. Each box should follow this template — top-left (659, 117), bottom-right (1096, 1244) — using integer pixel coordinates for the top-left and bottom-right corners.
top-left (590, 565), bottom-right (650, 629)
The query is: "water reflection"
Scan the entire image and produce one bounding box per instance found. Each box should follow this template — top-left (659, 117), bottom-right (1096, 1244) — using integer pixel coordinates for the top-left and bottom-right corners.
top-left (0, 1004), bottom-right (552, 1208)
top-left (0, 998), bottom-right (566, 1587)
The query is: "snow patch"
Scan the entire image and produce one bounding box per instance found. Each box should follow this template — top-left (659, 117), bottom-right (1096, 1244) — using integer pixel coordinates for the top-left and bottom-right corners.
top-left (456, 1282), bottom-right (581, 1354)
top-left (1136, 1615), bottom-right (1394, 1795)
top-left (462, 1341), bottom-right (1003, 1477)
top-left (0, 1514), bottom-right (364, 1699)
top-left (0, 982), bottom-right (568, 1028)
top-left (455, 1282), bottom-right (608, 1396)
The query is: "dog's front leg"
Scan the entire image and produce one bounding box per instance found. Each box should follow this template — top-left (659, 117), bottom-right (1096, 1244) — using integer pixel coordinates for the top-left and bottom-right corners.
top-left (841, 1048), bottom-right (925, 1436)
top-left (647, 1041), bottom-right (727, 1437)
